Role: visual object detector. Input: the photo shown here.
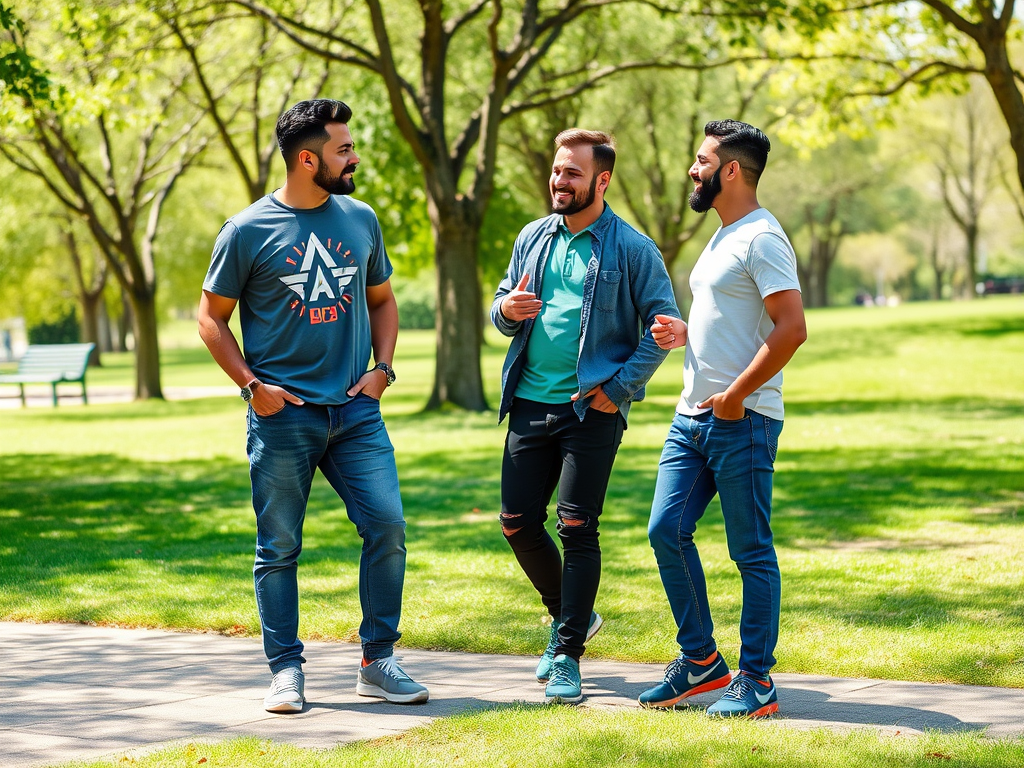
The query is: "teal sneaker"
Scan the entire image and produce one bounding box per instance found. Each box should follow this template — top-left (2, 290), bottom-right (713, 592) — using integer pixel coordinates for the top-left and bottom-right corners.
top-left (356, 656), bottom-right (429, 704)
top-left (638, 651), bottom-right (732, 709)
top-left (536, 612), bottom-right (604, 683)
top-left (544, 654), bottom-right (583, 704)
top-left (263, 665), bottom-right (304, 713)
top-left (706, 672), bottom-right (778, 718)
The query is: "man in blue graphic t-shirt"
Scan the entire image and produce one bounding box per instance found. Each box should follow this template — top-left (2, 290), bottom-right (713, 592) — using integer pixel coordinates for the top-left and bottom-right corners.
top-left (199, 99), bottom-right (428, 713)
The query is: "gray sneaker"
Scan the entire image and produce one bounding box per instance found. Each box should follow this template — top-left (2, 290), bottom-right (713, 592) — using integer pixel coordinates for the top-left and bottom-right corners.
top-left (536, 612), bottom-right (604, 683)
top-left (264, 666), bottom-right (304, 713)
top-left (356, 656), bottom-right (429, 704)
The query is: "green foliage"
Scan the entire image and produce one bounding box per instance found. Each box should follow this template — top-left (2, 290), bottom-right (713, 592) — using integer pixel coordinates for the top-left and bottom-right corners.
top-left (391, 274), bottom-right (436, 330)
top-left (0, 1), bottom-right (54, 105)
top-left (26, 307), bottom-right (78, 343)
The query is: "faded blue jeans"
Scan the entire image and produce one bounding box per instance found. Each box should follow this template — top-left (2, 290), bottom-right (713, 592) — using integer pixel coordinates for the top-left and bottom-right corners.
top-left (648, 409), bottom-right (783, 678)
top-left (246, 395), bottom-right (406, 672)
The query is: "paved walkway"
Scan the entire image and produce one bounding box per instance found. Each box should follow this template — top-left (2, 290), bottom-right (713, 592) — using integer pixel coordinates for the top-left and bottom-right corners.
top-left (1, 622), bottom-right (1022, 767)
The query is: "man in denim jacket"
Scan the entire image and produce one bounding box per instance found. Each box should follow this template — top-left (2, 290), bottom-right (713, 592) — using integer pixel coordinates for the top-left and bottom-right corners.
top-left (491, 129), bottom-right (680, 704)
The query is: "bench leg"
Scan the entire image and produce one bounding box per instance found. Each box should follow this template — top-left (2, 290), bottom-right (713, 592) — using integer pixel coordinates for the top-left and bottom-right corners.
top-left (52, 383), bottom-right (58, 407)
top-left (81, 381), bottom-right (88, 405)
top-left (19, 383), bottom-right (25, 407)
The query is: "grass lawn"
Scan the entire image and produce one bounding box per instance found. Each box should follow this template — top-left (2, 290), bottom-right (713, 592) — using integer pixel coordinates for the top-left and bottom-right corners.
top-left (1, 298), bottom-right (1022, 691)
top-left (68, 708), bottom-right (1024, 768)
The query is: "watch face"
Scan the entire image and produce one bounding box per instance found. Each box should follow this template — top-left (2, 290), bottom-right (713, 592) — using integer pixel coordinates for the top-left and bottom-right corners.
top-left (240, 387), bottom-right (252, 402)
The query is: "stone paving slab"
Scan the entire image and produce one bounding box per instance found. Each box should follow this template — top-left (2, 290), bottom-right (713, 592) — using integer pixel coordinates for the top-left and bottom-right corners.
top-left (0, 621), bottom-right (1021, 768)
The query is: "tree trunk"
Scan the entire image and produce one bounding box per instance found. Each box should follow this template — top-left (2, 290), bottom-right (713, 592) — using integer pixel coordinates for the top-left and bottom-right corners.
top-left (427, 208), bottom-right (487, 412)
top-left (964, 223), bottom-right (978, 299)
top-left (129, 289), bottom-right (163, 399)
top-left (97, 298), bottom-right (113, 353)
top-left (80, 292), bottom-right (103, 367)
top-left (982, 38), bottom-right (1024, 200)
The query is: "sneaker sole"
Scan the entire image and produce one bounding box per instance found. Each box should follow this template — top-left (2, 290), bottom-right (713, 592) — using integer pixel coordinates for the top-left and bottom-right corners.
top-left (637, 672), bottom-right (732, 709)
top-left (537, 615), bottom-right (606, 684)
top-left (264, 698), bottom-right (304, 713)
top-left (545, 692), bottom-right (583, 705)
top-left (356, 681), bottom-right (429, 704)
top-left (707, 701), bottom-right (779, 719)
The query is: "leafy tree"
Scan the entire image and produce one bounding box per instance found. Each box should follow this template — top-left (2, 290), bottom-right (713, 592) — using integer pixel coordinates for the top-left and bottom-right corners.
top-left (0, 1), bottom-right (207, 398)
top-left (223, 0), bottom-right (773, 411)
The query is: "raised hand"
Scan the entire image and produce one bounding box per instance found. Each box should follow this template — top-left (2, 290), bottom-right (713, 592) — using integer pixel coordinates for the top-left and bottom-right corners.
top-left (501, 273), bottom-right (543, 321)
top-left (651, 314), bottom-right (687, 350)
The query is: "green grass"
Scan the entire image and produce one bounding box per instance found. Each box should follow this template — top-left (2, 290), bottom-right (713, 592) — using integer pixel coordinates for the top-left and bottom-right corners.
top-left (68, 707), bottom-right (1024, 768)
top-left (1, 298), bottom-right (1023, 688)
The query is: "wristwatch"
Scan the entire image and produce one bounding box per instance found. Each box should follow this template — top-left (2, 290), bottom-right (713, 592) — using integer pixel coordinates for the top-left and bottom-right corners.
top-left (373, 362), bottom-right (396, 387)
top-left (240, 379), bottom-right (262, 402)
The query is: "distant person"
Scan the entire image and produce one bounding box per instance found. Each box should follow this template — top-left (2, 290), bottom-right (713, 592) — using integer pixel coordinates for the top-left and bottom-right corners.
top-left (491, 129), bottom-right (680, 704)
top-left (198, 99), bottom-right (427, 713)
top-left (639, 120), bottom-right (806, 718)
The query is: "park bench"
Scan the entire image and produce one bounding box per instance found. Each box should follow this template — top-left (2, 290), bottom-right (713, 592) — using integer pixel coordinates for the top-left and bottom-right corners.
top-left (0, 343), bottom-right (96, 406)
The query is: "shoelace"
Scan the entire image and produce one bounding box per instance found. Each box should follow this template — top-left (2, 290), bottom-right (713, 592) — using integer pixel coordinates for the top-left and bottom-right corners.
top-left (544, 623), bottom-right (560, 654)
top-left (376, 655), bottom-right (413, 681)
top-left (271, 667), bottom-right (302, 695)
top-left (720, 674), bottom-right (761, 701)
top-left (548, 659), bottom-right (577, 687)
top-left (664, 655), bottom-right (687, 682)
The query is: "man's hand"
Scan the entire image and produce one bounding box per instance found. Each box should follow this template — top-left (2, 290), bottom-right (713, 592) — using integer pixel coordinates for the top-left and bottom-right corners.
top-left (698, 391), bottom-right (745, 421)
top-left (571, 385), bottom-right (618, 414)
top-left (651, 314), bottom-right (687, 350)
top-left (347, 369), bottom-right (388, 400)
top-left (500, 274), bottom-right (542, 321)
top-left (251, 383), bottom-right (304, 416)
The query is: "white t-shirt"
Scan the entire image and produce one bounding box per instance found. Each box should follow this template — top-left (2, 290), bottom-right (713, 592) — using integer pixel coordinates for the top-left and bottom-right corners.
top-left (677, 208), bottom-right (801, 421)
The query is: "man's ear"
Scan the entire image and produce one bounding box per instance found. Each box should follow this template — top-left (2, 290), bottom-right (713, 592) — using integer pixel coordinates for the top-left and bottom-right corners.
top-left (297, 148), bottom-right (317, 173)
top-left (597, 170), bottom-right (612, 192)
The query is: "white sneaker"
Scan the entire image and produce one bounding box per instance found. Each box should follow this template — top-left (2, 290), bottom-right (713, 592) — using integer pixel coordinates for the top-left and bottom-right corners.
top-left (264, 666), bottom-right (304, 713)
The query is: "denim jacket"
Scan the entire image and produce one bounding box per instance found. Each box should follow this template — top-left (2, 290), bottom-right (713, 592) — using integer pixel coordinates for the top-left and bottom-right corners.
top-left (491, 204), bottom-right (679, 423)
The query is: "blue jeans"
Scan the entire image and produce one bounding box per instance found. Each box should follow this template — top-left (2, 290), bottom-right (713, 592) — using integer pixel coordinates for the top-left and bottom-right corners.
top-left (648, 409), bottom-right (783, 678)
top-left (246, 395), bottom-right (406, 672)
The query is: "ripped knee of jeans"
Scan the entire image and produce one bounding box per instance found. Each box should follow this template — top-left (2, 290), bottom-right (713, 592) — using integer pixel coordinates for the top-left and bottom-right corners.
top-left (499, 511), bottom-right (523, 537)
top-left (556, 508), bottom-right (595, 532)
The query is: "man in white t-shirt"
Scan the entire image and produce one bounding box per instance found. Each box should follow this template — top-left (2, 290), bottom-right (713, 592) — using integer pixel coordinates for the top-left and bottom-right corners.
top-left (637, 120), bottom-right (807, 718)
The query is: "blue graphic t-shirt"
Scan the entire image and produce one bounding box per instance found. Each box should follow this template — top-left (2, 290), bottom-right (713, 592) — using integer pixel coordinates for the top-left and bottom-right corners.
top-left (203, 193), bottom-right (393, 405)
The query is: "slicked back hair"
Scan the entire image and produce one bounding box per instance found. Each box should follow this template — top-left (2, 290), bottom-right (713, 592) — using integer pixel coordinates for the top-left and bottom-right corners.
top-left (554, 129), bottom-right (616, 177)
top-left (704, 119), bottom-right (771, 186)
top-left (276, 99), bottom-right (353, 171)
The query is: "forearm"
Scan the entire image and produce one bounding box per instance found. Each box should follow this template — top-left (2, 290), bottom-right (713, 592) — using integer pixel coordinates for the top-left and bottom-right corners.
top-left (602, 334), bottom-right (671, 405)
top-left (368, 295), bottom-right (399, 365)
top-left (724, 326), bottom-right (804, 404)
top-left (198, 314), bottom-right (254, 388)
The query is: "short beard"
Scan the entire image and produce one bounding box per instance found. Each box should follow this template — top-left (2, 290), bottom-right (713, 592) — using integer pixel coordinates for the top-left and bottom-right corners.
top-left (688, 166), bottom-right (722, 213)
top-left (551, 173), bottom-right (598, 216)
top-left (314, 157), bottom-right (356, 196)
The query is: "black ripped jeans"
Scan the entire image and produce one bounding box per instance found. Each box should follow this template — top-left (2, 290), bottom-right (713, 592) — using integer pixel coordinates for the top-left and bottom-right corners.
top-left (500, 398), bottom-right (625, 661)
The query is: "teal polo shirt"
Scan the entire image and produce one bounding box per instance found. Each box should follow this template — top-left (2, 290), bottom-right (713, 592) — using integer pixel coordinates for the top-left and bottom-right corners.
top-left (514, 219), bottom-right (594, 403)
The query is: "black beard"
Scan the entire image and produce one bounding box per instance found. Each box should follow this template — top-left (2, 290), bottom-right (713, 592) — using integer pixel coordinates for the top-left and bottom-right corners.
top-left (551, 173), bottom-right (598, 216)
top-left (314, 160), bottom-right (356, 196)
top-left (688, 166), bottom-right (722, 213)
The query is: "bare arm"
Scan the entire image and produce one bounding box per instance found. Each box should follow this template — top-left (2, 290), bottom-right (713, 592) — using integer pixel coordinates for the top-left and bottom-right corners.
top-left (347, 279), bottom-right (399, 400)
top-left (198, 290), bottom-right (304, 415)
top-left (699, 289), bottom-right (807, 419)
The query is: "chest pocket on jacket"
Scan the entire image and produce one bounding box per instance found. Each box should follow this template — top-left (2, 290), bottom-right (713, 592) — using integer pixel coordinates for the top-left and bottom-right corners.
top-left (595, 270), bottom-right (621, 312)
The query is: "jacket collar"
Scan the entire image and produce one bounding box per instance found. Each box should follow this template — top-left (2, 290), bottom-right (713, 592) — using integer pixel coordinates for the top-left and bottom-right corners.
top-left (541, 202), bottom-right (615, 237)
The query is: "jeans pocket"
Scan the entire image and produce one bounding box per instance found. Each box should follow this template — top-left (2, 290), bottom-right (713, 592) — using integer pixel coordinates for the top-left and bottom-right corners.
top-left (764, 416), bottom-right (781, 463)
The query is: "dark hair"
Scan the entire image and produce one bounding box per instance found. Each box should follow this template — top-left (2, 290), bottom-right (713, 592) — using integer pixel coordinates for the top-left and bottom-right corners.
top-left (276, 99), bottom-right (353, 170)
top-left (554, 128), bottom-right (616, 176)
top-left (704, 120), bottom-right (771, 186)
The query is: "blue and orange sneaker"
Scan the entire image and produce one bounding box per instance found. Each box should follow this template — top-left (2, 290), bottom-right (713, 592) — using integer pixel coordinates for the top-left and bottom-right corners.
top-left (638, 651), bottom-right (732, 708)
top-left (706, 671), bottom-right (778, 718)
